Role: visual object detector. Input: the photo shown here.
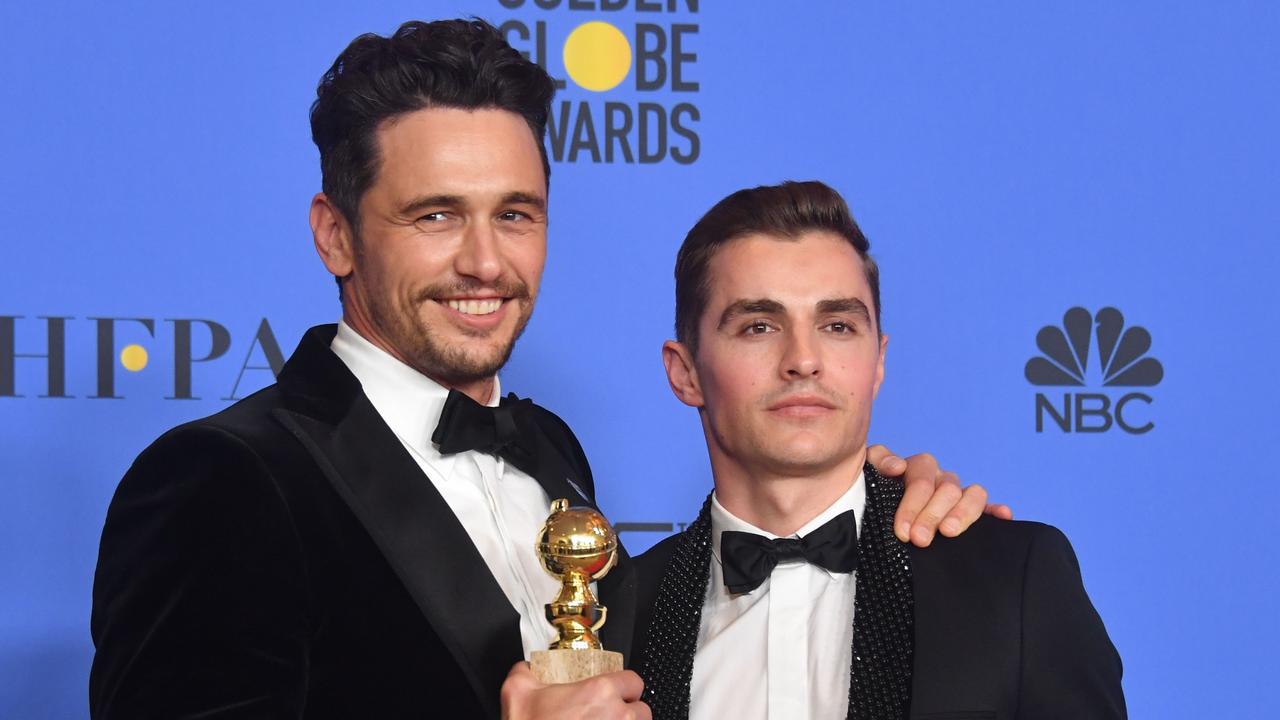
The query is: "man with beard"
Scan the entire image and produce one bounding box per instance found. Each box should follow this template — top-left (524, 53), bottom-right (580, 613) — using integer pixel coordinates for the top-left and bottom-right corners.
top-left (90, 21), bottom-right (1002, 720)
top-left (629, 181), bottom-right (1125, 719)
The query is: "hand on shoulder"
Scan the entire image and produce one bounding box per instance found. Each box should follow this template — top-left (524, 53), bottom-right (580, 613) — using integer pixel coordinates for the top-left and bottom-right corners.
top-left (868, 444), bottom-right (1015, 547)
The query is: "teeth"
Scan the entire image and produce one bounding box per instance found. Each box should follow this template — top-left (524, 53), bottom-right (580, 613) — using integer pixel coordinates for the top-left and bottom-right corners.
top-left (446, 299), bottom-right (503, 316)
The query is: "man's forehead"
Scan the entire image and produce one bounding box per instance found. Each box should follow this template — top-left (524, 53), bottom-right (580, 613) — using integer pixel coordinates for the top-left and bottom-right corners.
top-left (371, 106), bottom-right (547, 201)
top-left (706, 231), bottom-right (871, 305)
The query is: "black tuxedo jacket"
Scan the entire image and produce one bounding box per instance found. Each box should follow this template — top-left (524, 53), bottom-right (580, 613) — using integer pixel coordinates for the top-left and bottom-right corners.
top-left (90, 324), bottom-right (637, 719)
top-left (633, 468), bottom-right (1125, 720)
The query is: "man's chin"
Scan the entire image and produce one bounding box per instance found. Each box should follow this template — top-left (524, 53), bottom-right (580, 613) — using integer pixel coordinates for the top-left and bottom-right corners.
top-left (401, 304), bottom-right (530, 383)
top-left (412, 338), bottom-right (516, 385)
top-left (755, 440), bottom-right (856, 477)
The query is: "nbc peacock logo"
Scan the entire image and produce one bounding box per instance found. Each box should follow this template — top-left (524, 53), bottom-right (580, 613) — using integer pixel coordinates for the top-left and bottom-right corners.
top-left (1025, 307), bottom-right (1163, 434)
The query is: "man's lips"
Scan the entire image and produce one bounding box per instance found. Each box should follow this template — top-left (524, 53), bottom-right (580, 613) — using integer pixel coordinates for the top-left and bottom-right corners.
top-left (767, 394), bottom-right (838, 413)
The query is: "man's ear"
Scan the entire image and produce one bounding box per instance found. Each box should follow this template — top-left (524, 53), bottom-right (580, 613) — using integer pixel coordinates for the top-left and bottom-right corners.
top-left (872, 333), bottom-right (888, 400)
top-left (310, 193), bottom-right (356, 280)
top-left (662, 340), bottom-right (704, 408)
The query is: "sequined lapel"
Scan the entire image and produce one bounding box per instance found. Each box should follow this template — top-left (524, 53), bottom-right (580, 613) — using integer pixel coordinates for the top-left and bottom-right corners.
top-left (848, 464), bottom-right (915, 719)
top-left (637, 495), bottom-right (712, 720)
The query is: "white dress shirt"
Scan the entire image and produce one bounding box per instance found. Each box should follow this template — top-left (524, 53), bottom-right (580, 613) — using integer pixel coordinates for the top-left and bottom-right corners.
top-left (330, 321), bottom-right (560, 658)
top-left (690, 474), bottom-right (867, 720)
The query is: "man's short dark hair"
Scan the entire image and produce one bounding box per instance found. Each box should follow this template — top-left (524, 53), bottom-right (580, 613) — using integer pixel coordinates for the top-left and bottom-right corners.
top-left (674, 180), bottom-right (881, 355)
top-left (310, 18), bottom-right (554, 234)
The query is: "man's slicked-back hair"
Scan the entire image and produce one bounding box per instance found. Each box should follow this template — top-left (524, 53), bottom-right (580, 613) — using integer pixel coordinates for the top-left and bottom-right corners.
top-left (310, 18), bottom-right (555, 235)
top-left (674, 180), bottom-right (880, 355)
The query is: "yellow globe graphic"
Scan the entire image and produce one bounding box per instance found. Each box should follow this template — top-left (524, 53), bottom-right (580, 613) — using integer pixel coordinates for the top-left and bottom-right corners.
top-left (120, 344), bottom-right (148, 372)
top-left (563, 21), bottom-right (631, 92)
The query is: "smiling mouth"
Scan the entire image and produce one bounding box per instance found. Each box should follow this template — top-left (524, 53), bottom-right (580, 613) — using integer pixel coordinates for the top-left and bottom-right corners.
top-left (442, 298), bottom-right (505, 316)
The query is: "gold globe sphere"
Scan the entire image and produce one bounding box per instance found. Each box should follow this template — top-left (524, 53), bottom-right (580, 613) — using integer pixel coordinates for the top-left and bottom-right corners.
top-left (535, 500), bottom-right (618, 581)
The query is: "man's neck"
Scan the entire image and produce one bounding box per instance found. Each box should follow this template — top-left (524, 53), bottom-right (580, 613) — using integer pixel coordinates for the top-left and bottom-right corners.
top-left (710, 448), bottom-right (868, 537)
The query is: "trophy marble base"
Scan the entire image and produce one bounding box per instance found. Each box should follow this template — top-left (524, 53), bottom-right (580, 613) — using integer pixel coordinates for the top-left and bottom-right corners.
top-left (531, 649), bottom-right (624, 684)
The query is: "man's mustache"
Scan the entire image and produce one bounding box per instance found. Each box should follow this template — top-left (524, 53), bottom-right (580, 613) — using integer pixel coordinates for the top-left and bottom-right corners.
top-left (414, 279), bottom-right (532, 304)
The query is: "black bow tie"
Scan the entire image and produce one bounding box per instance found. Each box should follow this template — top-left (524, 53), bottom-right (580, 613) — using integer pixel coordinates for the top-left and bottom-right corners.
top-left (719, 509), bottom-right (860, 594)
top-left (431, 389), bottom-right (540, 477)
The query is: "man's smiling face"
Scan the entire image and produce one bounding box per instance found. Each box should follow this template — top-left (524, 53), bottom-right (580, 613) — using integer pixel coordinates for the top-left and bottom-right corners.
top-left (340, 106), bottom-right (548, 388)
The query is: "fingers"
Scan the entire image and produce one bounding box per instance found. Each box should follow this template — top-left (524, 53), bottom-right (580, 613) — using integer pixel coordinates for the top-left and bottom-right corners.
top-left (937, 483), bottom-right (988, 537)
top-left (893, 470), bottom-right (934, 542)
top-left (867, 444), bottom-right (908, 478)
top-left (579, 672), bottom-right (647, 720)
top-left (603, 670), bottom-right (645, 703)
top-left (889, 451), bottom-right (940, 542)
top-left (502, 668), bottom-right (647, 720)
top-left (500, 662), bottom-right (538, 719)
top-left (908, 472), bottom-right (962, 547)
top-left (986, 503), bottom-right (1014, 520)
top-left (502, 661), bottom-right (537, 691)
top-left (883, 448), bottom-right (1015, 545)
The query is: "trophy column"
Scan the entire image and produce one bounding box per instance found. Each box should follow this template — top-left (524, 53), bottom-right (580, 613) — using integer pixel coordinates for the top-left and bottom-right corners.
top-left (531, 499), bottom-right (625, 683)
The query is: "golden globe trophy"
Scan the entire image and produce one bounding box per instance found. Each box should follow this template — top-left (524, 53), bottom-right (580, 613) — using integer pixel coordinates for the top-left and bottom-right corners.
top-left (530, 498), bottom-right (625, 683)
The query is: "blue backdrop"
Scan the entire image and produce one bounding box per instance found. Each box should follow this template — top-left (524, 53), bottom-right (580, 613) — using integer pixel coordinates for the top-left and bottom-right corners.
top-left (3, 1), bottom-right (1278, 717)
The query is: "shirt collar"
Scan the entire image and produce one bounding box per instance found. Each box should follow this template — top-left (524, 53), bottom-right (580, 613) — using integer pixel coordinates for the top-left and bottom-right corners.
top-left (329, 320), bottom-right (500, 477)
top-left (710, 470), bottom-right (867, 577)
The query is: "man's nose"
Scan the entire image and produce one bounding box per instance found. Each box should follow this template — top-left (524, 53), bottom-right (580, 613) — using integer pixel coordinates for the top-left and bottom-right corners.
top-left (781, 328), bottom-right (822, 379)
top-left (454, 220), bottom-right (503, 283)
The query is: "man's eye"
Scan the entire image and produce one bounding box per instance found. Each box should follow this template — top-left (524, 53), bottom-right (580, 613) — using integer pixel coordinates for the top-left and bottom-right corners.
top-left (828, 322), bottom-right (852, 334)
top-left (743, 322), bottom-right (773, 335)
top-left (418, 212), bottom-right (448, 223)
top-left (499, 210), bottom-right (531, 222)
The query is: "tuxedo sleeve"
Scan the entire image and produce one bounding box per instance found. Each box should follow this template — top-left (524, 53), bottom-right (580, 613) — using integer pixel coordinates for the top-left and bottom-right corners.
top-left (1017, 524), bottom-right (1126, 718)
top-left (90, 425), bottom-right (310, 719)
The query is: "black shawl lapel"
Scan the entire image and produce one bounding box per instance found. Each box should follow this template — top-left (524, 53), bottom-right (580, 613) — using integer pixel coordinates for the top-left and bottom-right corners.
top-left (525, 422), bottom-right (638, 663)
top-left (638, 464), bottom-right (915, 720)
top-left (271, 325), bottom-right (521, 719)
top-left (523, 423), bottom-right (588, 509)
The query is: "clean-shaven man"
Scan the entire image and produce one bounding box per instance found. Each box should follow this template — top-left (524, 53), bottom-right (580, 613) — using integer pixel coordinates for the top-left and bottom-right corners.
top-left (632, 181), bottom-right (1125, 719)
top-left (89, 21), bottom-right (997, 720)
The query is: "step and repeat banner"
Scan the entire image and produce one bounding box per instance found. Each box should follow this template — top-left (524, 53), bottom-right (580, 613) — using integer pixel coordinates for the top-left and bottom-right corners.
top-left (3, 1), bottom-right (1277, 717)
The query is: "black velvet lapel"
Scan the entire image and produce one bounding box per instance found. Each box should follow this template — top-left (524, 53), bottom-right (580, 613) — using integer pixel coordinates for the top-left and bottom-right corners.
top-left (271, 325), bottom-right (520, 719)
top-left (523, 424), bottom-right (587, 510)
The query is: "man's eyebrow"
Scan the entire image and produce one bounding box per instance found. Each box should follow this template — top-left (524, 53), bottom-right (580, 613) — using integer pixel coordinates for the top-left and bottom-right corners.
top-left (501, 191), bottom-right (546, 211)
top-left (398, 194), bottom-right (465, 216)
top-left (816, 297), bottom-right (872, 321)
top-left (397, 191), bottom-right (547, 217)
top-left (717, 298), bottom-right (786, 329)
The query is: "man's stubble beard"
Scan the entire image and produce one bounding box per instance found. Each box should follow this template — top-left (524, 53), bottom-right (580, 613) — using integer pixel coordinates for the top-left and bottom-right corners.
top-left (370, 281), bottom-right (535, 387)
